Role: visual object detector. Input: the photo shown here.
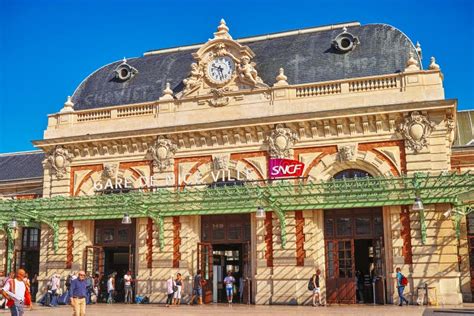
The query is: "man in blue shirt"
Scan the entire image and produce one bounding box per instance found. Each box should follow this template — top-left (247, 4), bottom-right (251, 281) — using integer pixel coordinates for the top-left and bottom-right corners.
top-left (69, 271), bottom-right (87, 316)
top-left (396, 267), bottom-right (409, 306)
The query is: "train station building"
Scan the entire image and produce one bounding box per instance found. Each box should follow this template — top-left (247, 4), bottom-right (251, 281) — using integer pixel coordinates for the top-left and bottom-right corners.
top-left (0, 20), bottom-right (473, 305)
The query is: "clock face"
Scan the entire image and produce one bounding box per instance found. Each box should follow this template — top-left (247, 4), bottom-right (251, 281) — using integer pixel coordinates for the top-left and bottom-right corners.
top-left (207, 56), bottom-right (234, 84)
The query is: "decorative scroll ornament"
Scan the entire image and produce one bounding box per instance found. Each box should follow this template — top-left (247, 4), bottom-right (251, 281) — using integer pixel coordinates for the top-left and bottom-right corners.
top-left (46, 145), bottom-right (74, 179)
top-left (397, 111), bottom-right (435, 153)
top-left (208, 88), bottom-right (230, 107)
top-left (338, 144), bottom-right (358, 162)
top-left (212, 154), bottom-right (230, 172)
top-left (148, 136), bottom-right (178, 171)
top-left (267, 124), bottom-right (299, 158)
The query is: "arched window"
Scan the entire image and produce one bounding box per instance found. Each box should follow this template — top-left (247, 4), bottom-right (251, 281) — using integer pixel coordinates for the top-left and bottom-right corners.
top-left (333, 169), bottom-right (372, 180)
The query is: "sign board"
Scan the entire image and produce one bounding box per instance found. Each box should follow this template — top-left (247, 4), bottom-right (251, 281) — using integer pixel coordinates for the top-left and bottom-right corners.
top-left (269, 158), bottom-right (304, 179)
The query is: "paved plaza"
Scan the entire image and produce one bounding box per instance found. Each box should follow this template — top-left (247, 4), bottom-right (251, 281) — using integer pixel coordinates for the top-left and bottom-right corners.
top-left (1, 304), bottom-right (473, 316)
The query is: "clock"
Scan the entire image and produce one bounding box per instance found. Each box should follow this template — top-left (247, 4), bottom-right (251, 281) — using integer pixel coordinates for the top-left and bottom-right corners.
top-left (207, 56), bottom-right (234, 84)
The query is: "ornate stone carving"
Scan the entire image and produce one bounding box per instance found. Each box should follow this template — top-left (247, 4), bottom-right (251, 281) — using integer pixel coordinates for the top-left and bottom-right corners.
top-left (397, 111), bottom-right (435, 153)
top-left (180, 19), bottom-right (267, 99)
top-left (429, 56), bottom-right (440, 70)
top-left (160, 82), bottom-right (174, 101)
top-left (102, 163), bottom-right (118, 180)
top-left (267, 124), bottom-right (299, 158)
top-left (114, 57), bottom-right (138, 81)
top-left (45, 145), bottom-right (74, 179)
top-left (148, 136), bottom-right (178, 170)
top-left (212, 154), bottom-right (230, 172)
top-left (60, 96), bottom-right (74, 113)
top-left (237, 56), bottom-right (264, 87)
top-left (446, 117), bottom-right (455, 144)
top-left (274, 68), bottom-right (288, 87)
top-left (182, 63), bottom-right (203, 96)
top-left (338, 144), bottom-right (357, 162)
top-left (404, 52), bottom-right (420, 72)
top-left (208, 88), bottom-right (230, 107)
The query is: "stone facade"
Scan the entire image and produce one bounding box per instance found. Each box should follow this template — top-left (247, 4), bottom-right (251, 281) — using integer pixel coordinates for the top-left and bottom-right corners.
top-left (0, 20), bottom-right (472, 306)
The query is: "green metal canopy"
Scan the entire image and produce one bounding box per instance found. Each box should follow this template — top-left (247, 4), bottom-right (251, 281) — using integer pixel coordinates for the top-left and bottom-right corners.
top-left (1, 172), bottom-right (473, 271)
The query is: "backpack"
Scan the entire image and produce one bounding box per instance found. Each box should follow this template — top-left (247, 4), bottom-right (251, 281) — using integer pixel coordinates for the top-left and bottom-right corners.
top-left (401, 275), bottom-right (408, 286)
top-left (308, 276), bottom-right (315, 291)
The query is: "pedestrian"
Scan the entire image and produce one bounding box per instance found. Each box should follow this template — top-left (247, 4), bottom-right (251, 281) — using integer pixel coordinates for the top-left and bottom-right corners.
top-left (223, 271), bottom-right (235, 304)
top-left (173, 273), bottom-right (183, 306)
top-left (123, 271), bottom-right (133, 304)
top-left (51, 273), bottom-right (60, 304)
top-left (165, 274), bottom-right (175, 307)
top-left (107, 274), bottom-right (115, 304)
top-left (396, 267), bottom-right (409, 306)
top-left (355, 270), bottom-right (364, 303)
top-left (31, 274), bottom-right (38, 302)
top-left (92, 273), bottom-right (100, 303)
top-left (1, 268), bottom-right (32, 316)
top-left (189, 270), bottom-right (203, 305)
top-left (69, 270), bottom-right (87, 316)
top-left (310, 269), bottom-right (323, 306)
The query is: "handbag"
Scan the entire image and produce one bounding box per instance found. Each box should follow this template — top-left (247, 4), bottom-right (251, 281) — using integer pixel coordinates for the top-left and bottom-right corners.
top-left (173, 285), bottom-right (178, 292)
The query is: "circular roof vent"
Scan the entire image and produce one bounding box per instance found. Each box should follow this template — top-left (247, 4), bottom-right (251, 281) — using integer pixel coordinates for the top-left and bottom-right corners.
top-left (114, 58), bottom-right (138, 81)
top-left (332, 27), bottom-right (359, 53)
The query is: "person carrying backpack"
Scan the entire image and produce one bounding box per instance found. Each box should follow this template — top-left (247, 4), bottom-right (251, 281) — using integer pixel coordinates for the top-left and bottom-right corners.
top-left (1, 269), bottom-right (32, 316)
top-left (396, 267), bottom-right (409, 306)
top-left (308, 269), bottom-right (323, 306)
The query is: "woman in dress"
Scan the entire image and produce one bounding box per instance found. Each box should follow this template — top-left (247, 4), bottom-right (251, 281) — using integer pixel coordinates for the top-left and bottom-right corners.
top-left (173, 273), bottom-right (184, 306)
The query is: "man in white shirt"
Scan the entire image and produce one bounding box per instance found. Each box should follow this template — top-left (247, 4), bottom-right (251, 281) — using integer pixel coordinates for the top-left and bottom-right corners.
top-left (1, 269), bottom-right (31, 316)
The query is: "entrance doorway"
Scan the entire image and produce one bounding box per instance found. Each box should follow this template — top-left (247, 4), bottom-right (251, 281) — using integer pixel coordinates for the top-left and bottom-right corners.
top-left (324, 208), bottom-right (385, 304)
top-left (199, 214), bottom-right (252, 304)
top-left (88, 219), bottom-right (136, 303)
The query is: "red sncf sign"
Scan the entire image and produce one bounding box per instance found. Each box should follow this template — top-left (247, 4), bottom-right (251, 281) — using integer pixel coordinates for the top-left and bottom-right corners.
top-left (269, 158), bottom-right (305, 179)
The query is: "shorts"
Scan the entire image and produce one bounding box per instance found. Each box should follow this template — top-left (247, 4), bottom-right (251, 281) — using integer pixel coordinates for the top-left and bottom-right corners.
top-left (193, 288), bottom-right (202, 297)
top-left (226, 286), bottom-right (233, 297)
top-left (313, 287), bottom-right (321, 294)
top-left (173, 285), bottom-right (182, 299)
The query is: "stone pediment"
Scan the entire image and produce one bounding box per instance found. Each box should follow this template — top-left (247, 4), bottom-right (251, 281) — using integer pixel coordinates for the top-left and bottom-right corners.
top-left (179, 19), bottom-right (268, 101)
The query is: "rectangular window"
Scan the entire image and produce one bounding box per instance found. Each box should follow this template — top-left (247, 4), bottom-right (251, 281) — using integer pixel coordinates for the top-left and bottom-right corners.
top-left (327, 241), bottom-right (335, 278)
top-left (325, 217), bottom-right (334, 237)
top-left (374, 215), bottom-right (383, 236)
top-left (355, 217), bottom-right (371, 236)
top-left (228, 224), bottom-right (241, 240)
top-left (212, 223), bottom-right (225, 240)
top-left (336, 217), bottom-right (352, 236)
top-left (117, 229), bottom-right (129, 242)
top-left (103, 229), bottom-right (114, 243)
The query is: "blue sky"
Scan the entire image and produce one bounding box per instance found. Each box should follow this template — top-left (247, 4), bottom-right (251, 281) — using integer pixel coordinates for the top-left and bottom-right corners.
top-left (0, 0), bottom-right (473, 153)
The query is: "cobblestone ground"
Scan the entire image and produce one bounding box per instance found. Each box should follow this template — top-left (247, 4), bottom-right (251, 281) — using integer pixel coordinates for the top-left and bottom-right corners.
top-left (1, 304), bottom-right (473, 316)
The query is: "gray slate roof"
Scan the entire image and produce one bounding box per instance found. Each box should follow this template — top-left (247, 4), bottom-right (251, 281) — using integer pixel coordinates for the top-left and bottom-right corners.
top-left (72, 23), bottom-right (419, 110)
top-left (0, 151), bottom-right (44, 182)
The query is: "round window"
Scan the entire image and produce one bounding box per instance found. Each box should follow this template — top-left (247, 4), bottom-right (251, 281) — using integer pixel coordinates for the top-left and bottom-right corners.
top-left (120, 68), bottom-right (129, 79)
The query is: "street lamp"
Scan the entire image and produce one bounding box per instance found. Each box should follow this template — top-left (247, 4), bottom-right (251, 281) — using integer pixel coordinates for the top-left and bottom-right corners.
top-left (412, 196), bottom-right (424, 211)
top-left (256, 207), bottom-right (266, 219)
top-left (122, 213), bottom-right (132, 224)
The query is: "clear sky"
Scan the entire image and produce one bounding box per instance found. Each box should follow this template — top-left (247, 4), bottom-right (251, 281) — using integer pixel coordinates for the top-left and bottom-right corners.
top-left (0, 0), bottom-right (473, 153)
